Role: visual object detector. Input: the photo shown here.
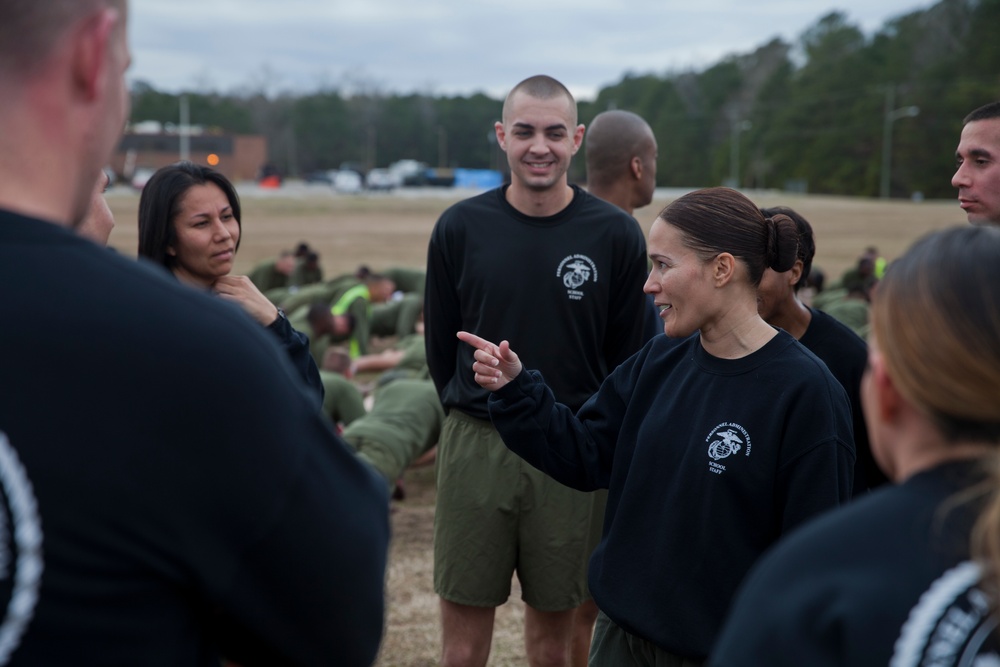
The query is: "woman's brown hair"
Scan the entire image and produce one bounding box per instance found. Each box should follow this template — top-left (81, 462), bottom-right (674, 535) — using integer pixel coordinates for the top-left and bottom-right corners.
top-left (658, 187), bottom-right (798, 287)
top-left (873, 225), bottom-right (1000, 597)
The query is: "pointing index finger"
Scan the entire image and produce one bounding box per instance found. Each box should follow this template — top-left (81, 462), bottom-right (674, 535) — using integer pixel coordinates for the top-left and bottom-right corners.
top-left (457, 330), bottom-right (491, 350)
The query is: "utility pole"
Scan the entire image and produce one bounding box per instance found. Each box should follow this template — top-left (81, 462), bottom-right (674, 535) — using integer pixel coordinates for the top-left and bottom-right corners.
top-left (438, 126), bottom-right (447, 168)
top-left (179, 94), bottom-right (190, 162)
top-left (367, 125), bottom-right (376, 171)
top-left (729, 119), bottom-right (751, 188)
top-left (880, 86), bottom-right (919, 199)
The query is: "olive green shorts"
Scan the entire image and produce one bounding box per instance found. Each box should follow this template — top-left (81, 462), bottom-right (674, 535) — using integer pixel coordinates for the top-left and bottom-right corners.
top-left (433, 410), bottom-right (596, 611)
top-left (583, 488), bottom-right (608, 601)
top-left (591, 611), bottom-right (705, 666)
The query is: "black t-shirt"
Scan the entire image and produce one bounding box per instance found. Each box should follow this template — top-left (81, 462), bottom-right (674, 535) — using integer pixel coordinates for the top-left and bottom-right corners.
top-left (710, 459), bottom-right (998, 667)
top-left (801, 307), bottom-right (887, 493)
top-left (0, 210), bottom-right (389, 665)
top-left (425, 184), bottom-right (650, 418)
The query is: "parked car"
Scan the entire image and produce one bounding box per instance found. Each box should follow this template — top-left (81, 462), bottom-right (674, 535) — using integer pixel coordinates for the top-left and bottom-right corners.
top-left (388, 159), bottom-right (428, 186)
top-left (334, 170), bottom-right (363, 194)
top-left (257, 163), bottom-right (283, 188)
top-left (303, 170), bottom-right (337, 185)
top-left (365, 168), bottom-right (400, 191)
top-left (130, 167), bottom-right (156, 190)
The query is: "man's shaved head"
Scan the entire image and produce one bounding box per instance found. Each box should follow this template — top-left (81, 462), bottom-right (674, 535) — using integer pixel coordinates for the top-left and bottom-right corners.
top-left (585, 110), bottom-right (656, 191)
top-left (502, 75), bottom-right (577, 126)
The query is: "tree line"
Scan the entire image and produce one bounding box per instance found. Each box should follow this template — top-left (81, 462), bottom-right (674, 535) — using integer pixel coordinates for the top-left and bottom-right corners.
top-left (129, 0), bottom-right (999, 199)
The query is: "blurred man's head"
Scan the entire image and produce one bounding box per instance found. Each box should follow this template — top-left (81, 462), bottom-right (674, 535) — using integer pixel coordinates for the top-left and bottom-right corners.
top-left (0, 0), bottom-right (131, 227)
top-left (275, 251), bottom-right (296, 276)
top-left (365, 275), bottom-right (396, 304)
top-left (307, 302), bottom-right (355, 338)
top-left (322, 348), bottom-right (353, 376)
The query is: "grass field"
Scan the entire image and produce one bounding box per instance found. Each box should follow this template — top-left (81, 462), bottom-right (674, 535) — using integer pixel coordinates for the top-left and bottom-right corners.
top-left (106, 183), bottom-right (964, 283)
top-left (105, 183), bottom-right (964, 666)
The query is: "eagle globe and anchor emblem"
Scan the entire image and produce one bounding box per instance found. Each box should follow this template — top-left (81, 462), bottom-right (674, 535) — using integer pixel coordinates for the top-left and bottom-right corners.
top-left (562, 260), bottom-right (591, 289)
top-left (708, 429), bottom-right (744, 461)
top-left (556, 255), bottom-right (599, 299)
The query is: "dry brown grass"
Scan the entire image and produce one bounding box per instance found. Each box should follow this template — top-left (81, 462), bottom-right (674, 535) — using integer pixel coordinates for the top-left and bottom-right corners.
top-left (108, 186), bottom-right (963, 281)
top-left (105, 184), bottom-right (964, 666)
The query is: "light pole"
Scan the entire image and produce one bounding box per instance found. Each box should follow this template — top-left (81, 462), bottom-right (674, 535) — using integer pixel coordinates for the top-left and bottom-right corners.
top-left (729, 119), bottom-right (752, 188)
top-left (367, 125), bottom-right (376, 172)
top-left (179, 94), bottom-right (190, 162)
top-left (438, 126), bottom-right (447, 168)
top-left (880, 88), bottom-right (919, 199)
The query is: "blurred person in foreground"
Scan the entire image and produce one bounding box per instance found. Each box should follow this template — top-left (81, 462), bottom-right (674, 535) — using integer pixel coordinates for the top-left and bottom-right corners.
top-left (0, 1), bottom-right (388, 664)
top-left (710, 224), bottom-right (1000, 666)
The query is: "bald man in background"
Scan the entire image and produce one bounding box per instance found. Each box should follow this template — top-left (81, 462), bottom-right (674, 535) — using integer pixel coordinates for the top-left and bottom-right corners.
top-left (585, 109), bottom-right (662, 339)
top-left (585, 110), bottom-right (658, 218)
top-left (571, 109), bottom-right (662, 667)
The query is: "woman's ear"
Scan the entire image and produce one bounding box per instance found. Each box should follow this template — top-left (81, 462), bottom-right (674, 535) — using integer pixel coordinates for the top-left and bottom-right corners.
top-left (787, 259), bottom-right (804, 288)
top-left (713, 253), bottom-right (736, 287)
top-left (869, 353), bottom-right (901, 424)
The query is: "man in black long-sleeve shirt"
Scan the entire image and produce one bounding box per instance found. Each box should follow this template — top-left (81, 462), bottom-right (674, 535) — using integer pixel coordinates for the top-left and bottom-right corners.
top-left (0, 3), bottom-right (389, 664)
top-left (424, 74), bottom-right (649, 667)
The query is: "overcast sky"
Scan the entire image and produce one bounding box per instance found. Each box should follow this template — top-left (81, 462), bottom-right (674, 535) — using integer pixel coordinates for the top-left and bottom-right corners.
top-left (130, 0), bottom-right (932, 101)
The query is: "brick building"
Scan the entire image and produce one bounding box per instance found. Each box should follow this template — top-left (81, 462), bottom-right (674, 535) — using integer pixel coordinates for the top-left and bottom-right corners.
top-left (110, 132), bottom-right (267, 184)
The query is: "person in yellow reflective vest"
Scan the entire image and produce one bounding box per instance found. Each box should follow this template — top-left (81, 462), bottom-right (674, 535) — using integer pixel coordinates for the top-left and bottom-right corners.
top-left (329, 274), bottom-right (396, 358)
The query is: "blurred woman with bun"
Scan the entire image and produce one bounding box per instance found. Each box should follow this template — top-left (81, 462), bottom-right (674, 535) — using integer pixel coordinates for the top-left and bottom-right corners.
top-left (710, 224), bottom-right (1000, 666)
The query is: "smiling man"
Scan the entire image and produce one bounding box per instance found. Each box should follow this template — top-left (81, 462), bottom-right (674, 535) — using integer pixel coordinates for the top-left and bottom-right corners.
top-left (424, 75), bottom-right (650, 667)
top-left (952, 101), bottom-right (1000, 225)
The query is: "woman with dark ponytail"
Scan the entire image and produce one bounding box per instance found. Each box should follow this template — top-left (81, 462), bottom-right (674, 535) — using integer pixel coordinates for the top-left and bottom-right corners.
top-left (710, 224), bottom-right (1000, 667)
top-left (456, 187), bottom-right (855, 666)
